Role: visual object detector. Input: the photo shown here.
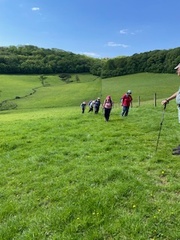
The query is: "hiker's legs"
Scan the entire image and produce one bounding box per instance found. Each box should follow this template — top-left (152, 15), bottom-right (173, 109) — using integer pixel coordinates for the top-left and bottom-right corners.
top-left (88, 107), bottom-right (93, 112)
top-left (104, 108), bottom-right (111, 121)
top-left (95, 106), bottom-right (99, 114)
top-left (122, 106), bottom-right (127, 116)
top-left (172, 106), bottom-right (180, 154)
top-left (125, 106), bottom-right (130, 116)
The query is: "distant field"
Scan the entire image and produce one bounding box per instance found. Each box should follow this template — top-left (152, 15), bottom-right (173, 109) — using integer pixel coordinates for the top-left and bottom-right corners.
top-left (0, 73), bottom-right (179, 111)
top-left (101, 73), bottom-right (179, 104)
top-left (0, 74), bottom-right (101, 109)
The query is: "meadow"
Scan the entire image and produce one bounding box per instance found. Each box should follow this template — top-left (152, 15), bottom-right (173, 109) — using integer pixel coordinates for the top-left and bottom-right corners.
top-left (0, 73), bottom-right (180, 240)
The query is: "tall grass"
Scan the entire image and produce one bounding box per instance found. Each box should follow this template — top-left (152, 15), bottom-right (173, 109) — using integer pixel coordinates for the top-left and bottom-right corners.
top-left (0, 73), bottom-right (180, 239)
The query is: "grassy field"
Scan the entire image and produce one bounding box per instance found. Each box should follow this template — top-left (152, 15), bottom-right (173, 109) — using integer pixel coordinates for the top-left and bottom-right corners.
top-left (0, 73), bottom-right (180, 239)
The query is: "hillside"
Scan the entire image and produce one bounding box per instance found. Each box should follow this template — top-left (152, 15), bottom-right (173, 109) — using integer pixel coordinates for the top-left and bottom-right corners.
top-left (0, 45), bottom-right (180, 78)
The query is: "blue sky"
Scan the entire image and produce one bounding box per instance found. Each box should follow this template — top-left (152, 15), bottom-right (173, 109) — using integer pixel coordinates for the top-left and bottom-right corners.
top-left (0, 0), bottom-right (179, 58)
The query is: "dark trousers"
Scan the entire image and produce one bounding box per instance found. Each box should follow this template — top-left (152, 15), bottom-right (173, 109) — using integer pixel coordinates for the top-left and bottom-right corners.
top-left (94, 106), bottom-right (100, 114)
top-left (104, 108), bottom-right (111, 121)
top-left (122, 106), bottom-right (130, 116)
top-left (88, 107), bottom-right (93, 112)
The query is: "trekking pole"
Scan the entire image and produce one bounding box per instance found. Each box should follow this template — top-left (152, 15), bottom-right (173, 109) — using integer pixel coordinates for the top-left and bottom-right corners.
top-left (155, 103), bottom-right (167, 152)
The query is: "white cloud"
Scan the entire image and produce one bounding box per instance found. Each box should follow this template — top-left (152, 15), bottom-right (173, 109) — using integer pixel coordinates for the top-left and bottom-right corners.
top-left (32, 7), bottom-right (40, 11)
top-left (120, 28), bottom-right (142, 35)
top-left (107, 42), bottom-right (129, 48)
top-left (79, 52), bottom-right (100, 58)
top-left (120, 29), bottom-right (128, 34)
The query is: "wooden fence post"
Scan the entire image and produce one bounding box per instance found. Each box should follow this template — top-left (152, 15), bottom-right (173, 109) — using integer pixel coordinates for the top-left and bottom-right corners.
top-left (138, 96), bottom-right (140, 106)
top-left (154, 93), bottom-right (157, 107)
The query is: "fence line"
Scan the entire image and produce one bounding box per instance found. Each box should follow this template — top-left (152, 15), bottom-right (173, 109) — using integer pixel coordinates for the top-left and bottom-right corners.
top-left (113, 93), bottom-right (159, 108)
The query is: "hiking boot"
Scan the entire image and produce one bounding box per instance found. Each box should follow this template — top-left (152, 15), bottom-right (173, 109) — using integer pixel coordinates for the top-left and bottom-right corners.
top-left (172, 149), bottom-right (180, 155)
top-left (172, 145), bottom-right (180, 151)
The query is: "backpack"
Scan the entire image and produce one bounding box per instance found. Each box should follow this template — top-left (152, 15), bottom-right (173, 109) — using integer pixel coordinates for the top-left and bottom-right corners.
top-left (88, 100), bottom-right (92, 106)
top-left (104, 100), bottom-right (112, 108)
top-left (95, 100), bottom-right (100, 107)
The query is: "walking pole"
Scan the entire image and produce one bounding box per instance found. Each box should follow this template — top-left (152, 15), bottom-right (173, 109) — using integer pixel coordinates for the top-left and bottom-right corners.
top-left (155, 103), bottom-right (167, 152)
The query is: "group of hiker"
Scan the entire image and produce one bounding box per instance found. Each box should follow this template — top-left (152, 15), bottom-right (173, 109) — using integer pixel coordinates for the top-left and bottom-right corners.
top-left (80, 97), bottom-right (101, 114)
top-left (80, 90), bottom-right (133, 122)
top-left (80, 63), bottom-right (180, 155)
top-left (88, 97), bottom-right (101, 114)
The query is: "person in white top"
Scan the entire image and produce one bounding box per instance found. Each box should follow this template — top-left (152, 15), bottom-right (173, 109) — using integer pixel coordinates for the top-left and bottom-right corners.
top-left (161, 63), bottom-right (180, 155)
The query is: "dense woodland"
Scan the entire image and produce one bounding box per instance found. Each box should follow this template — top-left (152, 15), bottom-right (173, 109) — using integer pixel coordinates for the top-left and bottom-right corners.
top-left (0, 45), bottom-right (180, 78)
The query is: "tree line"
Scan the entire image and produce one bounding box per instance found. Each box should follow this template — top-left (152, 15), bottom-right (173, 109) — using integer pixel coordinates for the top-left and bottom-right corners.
top-left (0, 45), bottom-right (179, 78)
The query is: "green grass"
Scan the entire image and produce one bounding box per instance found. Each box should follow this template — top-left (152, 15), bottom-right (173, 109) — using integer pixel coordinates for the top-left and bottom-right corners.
top-left (0, 73), bottom-right (180, 239)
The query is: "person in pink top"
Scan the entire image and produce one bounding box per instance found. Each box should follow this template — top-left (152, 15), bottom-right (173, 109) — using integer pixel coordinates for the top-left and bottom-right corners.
top-left (103, 95), bottom-right (113, 121)
top-left (121, 90), bottom-right (133, 116)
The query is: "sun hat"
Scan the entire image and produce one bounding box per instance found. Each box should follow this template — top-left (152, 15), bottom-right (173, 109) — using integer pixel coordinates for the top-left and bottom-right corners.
top-left (174, 63), bottom-right (180, 69)
top-left (127, 90), bottom-right (132, 94)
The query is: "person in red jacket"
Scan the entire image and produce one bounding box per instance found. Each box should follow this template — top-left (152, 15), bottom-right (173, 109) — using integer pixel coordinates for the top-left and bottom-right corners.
top-left (121, 90), bottom-right (133, 116)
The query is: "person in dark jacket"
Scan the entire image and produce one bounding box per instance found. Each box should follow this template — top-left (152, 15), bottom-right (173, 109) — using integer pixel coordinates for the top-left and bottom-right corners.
top-left (94, 97), bottom-right (101, 114)
top-left (80, 101), bottom-right (86, 113)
